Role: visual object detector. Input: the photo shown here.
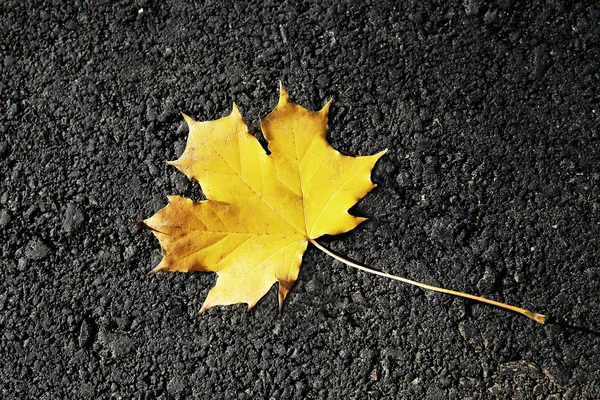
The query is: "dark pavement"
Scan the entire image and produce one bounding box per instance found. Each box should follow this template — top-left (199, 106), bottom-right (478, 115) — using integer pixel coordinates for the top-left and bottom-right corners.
top-left (1, 1), bottom-right (599, 398)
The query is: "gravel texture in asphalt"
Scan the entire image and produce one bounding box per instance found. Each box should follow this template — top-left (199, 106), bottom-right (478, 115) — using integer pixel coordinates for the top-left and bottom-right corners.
top-left (1, 0), bottom-right (600, 398)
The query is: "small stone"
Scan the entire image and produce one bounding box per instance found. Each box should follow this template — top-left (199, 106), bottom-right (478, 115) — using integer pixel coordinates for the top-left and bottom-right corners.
top-left (396, 171), bottom-right (410, 187)
top-left (11, 164), bottom-right (22, 180)
top-left (458, 320), bottom-right (480, 341)
top-left (24, 204), bottom-right (38, 220)
top-left (62, 203), bottom-right (85, 234)
top-left (419, 108), bottom-right (432, 123)
top-left (110, 335), bottom-right (134, 357)
top-left (464, 0), bottom-right (480, 16)
top-left (272, 322), bottom-right (282, 335)
top-left (79, 319), bottom-right (93, 347)
top-left (25, 238), bottom-right (50, 260)
top-left (4, 55), bottom-right (15, 67)
top-left (123, 245), bottom-right (137, 262)
top-left (167, 376), bottom-right (186, 395)
top-left (531, 46), bottom-right (548, 80)
top-left (317, 74), bottom-right (330, 87)
top-left (116, 317), bottom-right (132, 331)
top-left (172, 173), bottom-right (189, 192)
top-left (370, 369), bottom-right (378, 381)
top-left (351, 291), bottom-right (365, 304)
top-left (0, 142), bottom-right (8, 157)
top-left (8, 103), bottom-right (19, 117)
top-left (157, 111), bottom-right (170, 123)
top-left (80, 382), bottom-right (95, 398)
top-left (0, 293), bottom-right (7, 310)
top-left (476, 267), bottom-right (498, 294)
top-left (484, 10), bottom-right (497, 24)
top-left (146, 107), bottom-right (157, 122)
top-left (0, 209), bottom-right (10, 227)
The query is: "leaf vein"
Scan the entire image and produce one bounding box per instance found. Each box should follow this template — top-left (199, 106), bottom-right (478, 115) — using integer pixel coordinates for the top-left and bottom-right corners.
top-left (205, 132), bottom-right (302, 234)
top-left (309, 167), bottom-right (364, 237)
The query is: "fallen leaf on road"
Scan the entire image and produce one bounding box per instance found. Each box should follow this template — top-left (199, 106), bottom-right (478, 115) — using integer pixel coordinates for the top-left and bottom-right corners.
top-left (142, 85), bottom-right (384, 311)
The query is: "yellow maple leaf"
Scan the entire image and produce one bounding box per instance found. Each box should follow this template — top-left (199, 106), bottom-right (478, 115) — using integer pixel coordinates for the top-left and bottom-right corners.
top-left (142, 85), bottom-right (385, 311)
top-left (142, 85), bottom-right (546, 324)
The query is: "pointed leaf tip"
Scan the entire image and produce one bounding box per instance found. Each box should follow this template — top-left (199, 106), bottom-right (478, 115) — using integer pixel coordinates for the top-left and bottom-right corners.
top-left (320, 99), bottom-right (332, 114)
top-left (199, 299), bottom-right (213, 314)
top-left (278, 83), bottom-right (290, 105)
top-left (151, 264), bottom-right (164, 273)
top-left (230, 103), bottom-right (244, 120)
top-left (181, 112), bottom-right (194, 125)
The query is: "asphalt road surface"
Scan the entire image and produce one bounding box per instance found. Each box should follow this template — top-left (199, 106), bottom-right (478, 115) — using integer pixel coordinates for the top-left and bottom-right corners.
top-left (2, 1), bottom-right (599, 398)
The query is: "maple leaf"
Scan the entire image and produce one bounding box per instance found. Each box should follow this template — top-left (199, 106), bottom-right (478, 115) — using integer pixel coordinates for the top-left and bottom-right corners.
top-left (142, 85), bottom-right (385, 312)
top-left (142, 85), bottom-right (545, 324)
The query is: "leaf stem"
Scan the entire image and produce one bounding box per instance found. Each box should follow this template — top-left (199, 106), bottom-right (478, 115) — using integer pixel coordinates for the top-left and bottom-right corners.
top-left (309, 239), bottom-right (545, 324)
